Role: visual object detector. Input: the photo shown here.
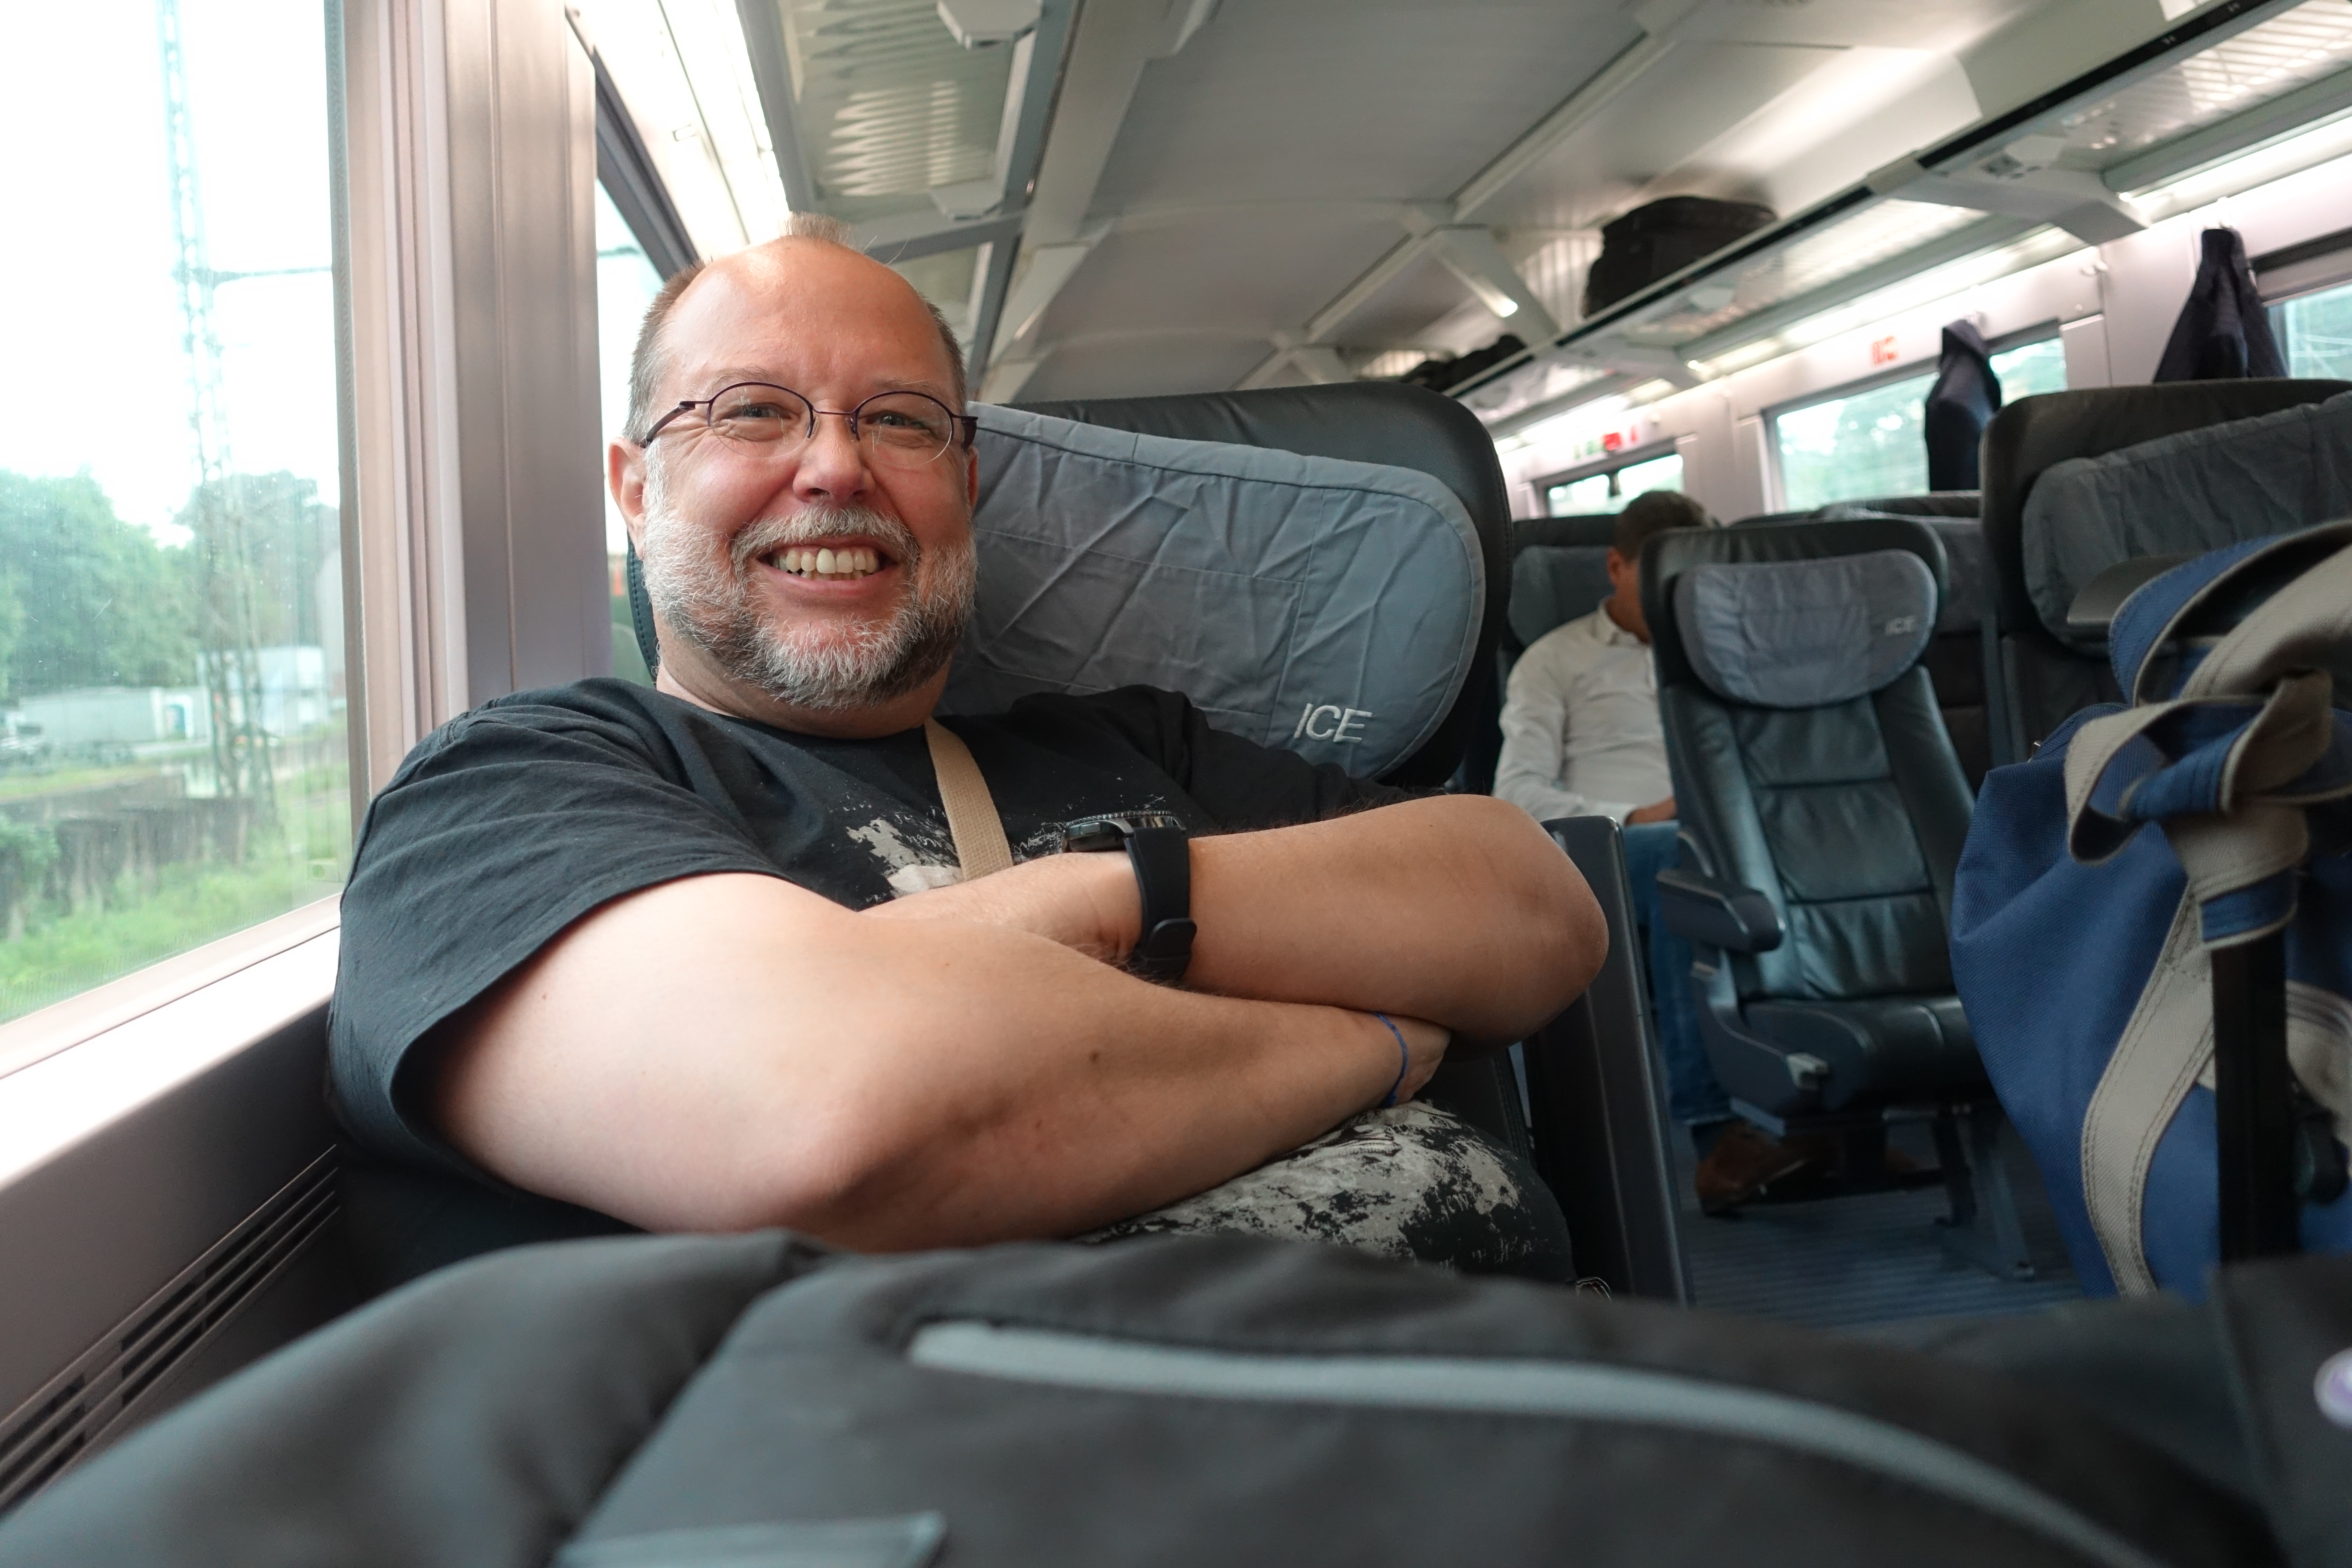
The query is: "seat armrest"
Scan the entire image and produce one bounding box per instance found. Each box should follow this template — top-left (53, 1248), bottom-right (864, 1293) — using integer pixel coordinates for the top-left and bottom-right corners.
top-left (1655, 867), bottom-right (1783, 953)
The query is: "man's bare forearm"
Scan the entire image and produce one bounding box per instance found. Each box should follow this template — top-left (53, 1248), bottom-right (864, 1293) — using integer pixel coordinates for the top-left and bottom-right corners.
top-left (1184, 795), bottom-right (1602, 1039)
top-left (872, 795), bottom-right (1605, 1041)
top-left (433, 873), bottom-right (1441, 1249)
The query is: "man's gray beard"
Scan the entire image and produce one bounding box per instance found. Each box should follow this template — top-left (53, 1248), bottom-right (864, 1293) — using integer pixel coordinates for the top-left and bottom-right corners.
top-left (638, 475), bottom-right (976, 714)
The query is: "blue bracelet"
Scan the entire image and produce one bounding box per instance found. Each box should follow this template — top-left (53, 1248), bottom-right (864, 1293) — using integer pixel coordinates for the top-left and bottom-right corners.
top-left (1373, 1012), bottom-right (1410, 1109)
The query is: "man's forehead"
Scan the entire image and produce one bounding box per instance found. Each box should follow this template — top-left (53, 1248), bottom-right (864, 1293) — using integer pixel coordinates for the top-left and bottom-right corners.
top-left (665, 248), bottom-right (953, 392)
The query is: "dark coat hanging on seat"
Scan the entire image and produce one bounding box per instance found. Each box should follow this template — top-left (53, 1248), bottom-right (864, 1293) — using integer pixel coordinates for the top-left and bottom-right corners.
top-left (1924, 320), bottom-right (2001, 490)
top-left (2154, 227), bottom-right (2287, 382)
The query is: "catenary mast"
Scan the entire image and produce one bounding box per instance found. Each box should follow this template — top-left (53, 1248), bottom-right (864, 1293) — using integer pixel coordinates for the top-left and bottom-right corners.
top-left (156, 0), bottom-right (272, 811)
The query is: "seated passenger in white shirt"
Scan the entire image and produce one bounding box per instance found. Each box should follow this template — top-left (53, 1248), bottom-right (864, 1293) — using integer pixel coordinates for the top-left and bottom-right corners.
top-left (1494, 491), bottom-right (1826, 1212)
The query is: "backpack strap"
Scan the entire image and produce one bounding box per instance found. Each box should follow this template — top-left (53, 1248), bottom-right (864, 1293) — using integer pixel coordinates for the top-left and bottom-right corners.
top-left (2079, 894), bottom-right (2211, 1294)
top-left (924, 719), bottom-right (1015, 881)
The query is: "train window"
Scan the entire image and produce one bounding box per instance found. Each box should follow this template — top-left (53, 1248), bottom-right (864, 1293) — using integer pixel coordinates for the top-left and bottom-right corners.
top-left (0, 0), bottom-right (349, 1023)
top-left (2273, 277), bottom-right (2352, 379)
top-left (1544, 451), bottom-right (1684, 516)
top-left (1773, 337), bottom-right (2067, 509)
top-left (596, 183), bottom-right (663, 687)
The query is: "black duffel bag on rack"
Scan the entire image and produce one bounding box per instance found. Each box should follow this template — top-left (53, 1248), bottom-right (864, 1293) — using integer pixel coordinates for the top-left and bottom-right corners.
top-left (1584, 195), bottom-right (1776, 316)
top-left (2, 1228), bottom-right (2343, 1567)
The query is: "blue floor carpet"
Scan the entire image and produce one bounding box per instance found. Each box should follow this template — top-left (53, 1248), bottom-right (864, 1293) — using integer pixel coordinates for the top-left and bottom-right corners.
top-left (1669, 1121), bottom-right (2087, 1332)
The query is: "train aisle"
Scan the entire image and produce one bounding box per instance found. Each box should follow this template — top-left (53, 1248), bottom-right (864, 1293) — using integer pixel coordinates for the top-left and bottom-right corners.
top-left (1672, 1124), bottom-right (2085, 1331)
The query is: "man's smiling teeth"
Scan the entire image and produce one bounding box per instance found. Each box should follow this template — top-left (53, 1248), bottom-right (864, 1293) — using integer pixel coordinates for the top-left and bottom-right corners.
top-left (775, 545), bottom-right (882, 579)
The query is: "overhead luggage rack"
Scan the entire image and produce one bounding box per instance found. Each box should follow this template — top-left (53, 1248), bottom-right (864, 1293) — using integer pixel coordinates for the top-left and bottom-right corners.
top-left (1460, 0), bottom-right (2352, 438)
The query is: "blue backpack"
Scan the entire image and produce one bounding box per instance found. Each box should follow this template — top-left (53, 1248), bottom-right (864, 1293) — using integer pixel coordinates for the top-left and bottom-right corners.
top-left (1952, 522), bottom-right (2352, 1298)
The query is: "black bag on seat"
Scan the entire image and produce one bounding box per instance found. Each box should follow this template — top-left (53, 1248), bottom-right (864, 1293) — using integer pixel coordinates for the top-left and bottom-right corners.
top-left (0, 1229), bottom-right (2298, 1568)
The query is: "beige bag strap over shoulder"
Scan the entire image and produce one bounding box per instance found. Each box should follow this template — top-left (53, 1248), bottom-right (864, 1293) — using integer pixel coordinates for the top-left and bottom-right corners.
top-left (923, 719), bottom-right (1015, 881)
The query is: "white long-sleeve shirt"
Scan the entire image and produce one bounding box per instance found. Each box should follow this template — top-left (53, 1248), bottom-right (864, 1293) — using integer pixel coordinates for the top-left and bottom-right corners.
top-left (1493, 603), bottom-right (1672, 826)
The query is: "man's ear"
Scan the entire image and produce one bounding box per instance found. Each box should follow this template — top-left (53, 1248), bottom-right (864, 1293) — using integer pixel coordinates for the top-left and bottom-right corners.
top-left (611, 441), bottom-right (648, 551)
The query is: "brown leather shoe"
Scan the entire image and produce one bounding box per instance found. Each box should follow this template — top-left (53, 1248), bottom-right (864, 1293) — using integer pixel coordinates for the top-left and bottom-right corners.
top-left (1694, 1122), bottom-right (1831, 1215)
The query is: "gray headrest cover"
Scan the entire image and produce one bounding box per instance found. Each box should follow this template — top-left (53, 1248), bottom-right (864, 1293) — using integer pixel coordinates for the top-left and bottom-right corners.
top-left (1509, 545), bottom-right (1613, 650)
top-left (1673, 549), bottom-right (1937, 709)
top-left (1815, 508), bottom-right (1987, 634)
top-left (2021, 390), bottom-right (2352, 644)
top-left (943, 403), bottom-right (1485, 777)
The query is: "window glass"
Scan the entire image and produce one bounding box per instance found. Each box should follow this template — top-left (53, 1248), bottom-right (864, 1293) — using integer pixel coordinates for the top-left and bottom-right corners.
top-left (1546, 474), bottom-right (1614, 514)
top-left (2273, 277), bottom-right (2352, 379)
top-left (1545, 452), bottom-right (1684, 515)
top-left (1774, 337), bottom-right (2067, 509)
top-left (1991, 336), bottom-right (2069, 400)
top-left (0, 1), bottom-right (350, 1023)
top-left (597, 184), bottom-right (666, 687)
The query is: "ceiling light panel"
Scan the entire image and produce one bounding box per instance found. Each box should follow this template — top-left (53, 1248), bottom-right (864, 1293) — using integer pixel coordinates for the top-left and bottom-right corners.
top-left (775, 0), bottom-right (1016, 218)
top-left (578, 0), bottom-right (790, 254)
top-left (2040, 0), bottom-right (2352, 166)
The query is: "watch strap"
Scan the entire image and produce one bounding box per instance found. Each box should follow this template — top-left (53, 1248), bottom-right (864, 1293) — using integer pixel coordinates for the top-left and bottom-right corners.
top-left (1123, 826), bottom-right (1195, 984)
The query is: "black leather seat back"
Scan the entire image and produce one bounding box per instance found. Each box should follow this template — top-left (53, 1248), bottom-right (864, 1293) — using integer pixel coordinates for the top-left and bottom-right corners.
top-left (1920, 516), bottom-right (1991, 788)
top-left (1020, 383), bottom-right (1524, 1155)
top-left (1019, 383), bottom-right (1510, 789)
top-left (1643, 518), bottom-right (1973, 1008)
top-left (1730, 491), bottom-right (1980, 528)
top-left (1980, 381), bottom-right (2352, 764)
top-left (1504, 515), bottom-right (1617, 656)
top-left (1729, 500), bottom-right (1991, 785)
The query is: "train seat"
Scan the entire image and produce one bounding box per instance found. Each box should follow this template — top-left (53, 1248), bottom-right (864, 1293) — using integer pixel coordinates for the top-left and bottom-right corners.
top-left (1449, 513), bottom-right (1619, 794)
top-left (1642, 516), bottom-right (2028, 1276)
top-left (1815, 508), bottom-right (1994, 789)
top-left (1981, 380), bottom-right (2352, 766)
top-left (1503, 516), bottom-right (1619, 660)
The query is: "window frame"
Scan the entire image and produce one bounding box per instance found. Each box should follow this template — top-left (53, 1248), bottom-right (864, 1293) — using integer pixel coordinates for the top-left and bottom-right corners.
top-left (2253, 229), bottom-right (2352, 305)
top-left (1535, 438), bottom-right (1683, 515)
top-left (0, 0), bottom-right (608, 1063)
top-left (1765, 323), bottom-right (2064, 510)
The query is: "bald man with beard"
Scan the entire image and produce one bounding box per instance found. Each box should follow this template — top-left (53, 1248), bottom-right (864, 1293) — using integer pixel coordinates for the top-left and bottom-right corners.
top-left (327, 215), bottom-right (1604, 1277)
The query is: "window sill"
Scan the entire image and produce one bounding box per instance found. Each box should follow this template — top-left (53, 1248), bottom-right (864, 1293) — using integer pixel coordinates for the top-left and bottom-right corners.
top-left (0, 897), bottom-right (343, 1087)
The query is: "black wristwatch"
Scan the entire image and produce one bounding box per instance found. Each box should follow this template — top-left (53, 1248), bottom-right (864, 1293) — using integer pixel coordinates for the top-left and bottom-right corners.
top-left (1061, 812), bottom-right (1195, 984)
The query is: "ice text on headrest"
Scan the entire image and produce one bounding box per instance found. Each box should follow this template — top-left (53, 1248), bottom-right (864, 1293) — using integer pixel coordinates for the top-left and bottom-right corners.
top-left (1291, 704), bottom-right (1372, 744)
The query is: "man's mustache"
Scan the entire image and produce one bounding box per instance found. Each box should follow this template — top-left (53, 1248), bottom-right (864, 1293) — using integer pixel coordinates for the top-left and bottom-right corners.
top-left (728, 508), bottom-right (922, 573)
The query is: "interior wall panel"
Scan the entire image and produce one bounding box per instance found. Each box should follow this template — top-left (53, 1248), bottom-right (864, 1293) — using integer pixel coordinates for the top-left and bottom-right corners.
top-left (441, 0), bottom-right (609, 705)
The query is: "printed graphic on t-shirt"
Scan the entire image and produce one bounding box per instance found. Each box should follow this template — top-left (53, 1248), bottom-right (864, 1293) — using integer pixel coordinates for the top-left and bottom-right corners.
top-left (845, 815), bottom-right (962, 897)
top-left (845, 803), bottom-right (1189, 896)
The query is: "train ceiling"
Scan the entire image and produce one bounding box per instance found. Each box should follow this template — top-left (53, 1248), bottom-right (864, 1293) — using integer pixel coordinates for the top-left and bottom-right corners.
top-left (585, 0), bottom-right (2352, 420)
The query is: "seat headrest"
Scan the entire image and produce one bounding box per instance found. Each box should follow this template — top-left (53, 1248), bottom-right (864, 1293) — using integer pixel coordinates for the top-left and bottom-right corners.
top-left (1508, 545), bottom-right (1613, 652)
top-left (1977, 380), bottom-right (2352, 644)
top-left (1509, 514), bottom-right (1617, 552)
top-left (941, 403), bottom-right (1485, 778)
top-left (1016, 381), bottom-right (1509, 787)
top-left (2018, 389), bottom-right (2352, 648)
top-left (1812, 510), bottom-right (1988, 634)
top-left (1672, 551), bottom-right (1937, 708)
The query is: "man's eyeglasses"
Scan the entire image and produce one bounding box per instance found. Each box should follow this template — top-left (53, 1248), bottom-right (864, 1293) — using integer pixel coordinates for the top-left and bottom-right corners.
top-left (641, 383), bottom-right (978, 471)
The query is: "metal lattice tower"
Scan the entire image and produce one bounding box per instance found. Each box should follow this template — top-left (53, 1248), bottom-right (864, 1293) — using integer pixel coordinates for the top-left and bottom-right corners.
top-left (156, 0), bottom-right (273, 812)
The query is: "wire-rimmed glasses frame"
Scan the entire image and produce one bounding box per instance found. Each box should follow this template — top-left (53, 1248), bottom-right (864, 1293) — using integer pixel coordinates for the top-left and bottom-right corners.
top-left (641, 382), bottom-right (979, 470)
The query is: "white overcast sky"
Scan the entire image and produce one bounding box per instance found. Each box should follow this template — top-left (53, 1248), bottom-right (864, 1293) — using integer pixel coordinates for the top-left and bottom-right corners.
top-left (1, 1), bottom-right (340, 545)
top-left (0, 3), bottom-right (666, 557)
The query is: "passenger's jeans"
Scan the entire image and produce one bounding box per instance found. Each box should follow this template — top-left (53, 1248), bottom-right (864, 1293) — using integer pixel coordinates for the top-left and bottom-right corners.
top-left (1618, 821), bottom-right (1730, 1128)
